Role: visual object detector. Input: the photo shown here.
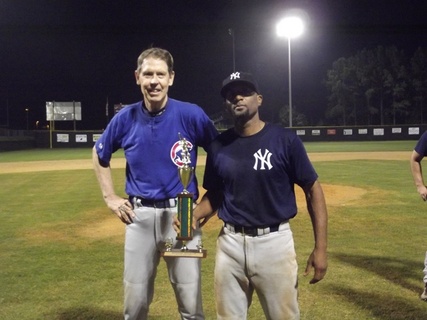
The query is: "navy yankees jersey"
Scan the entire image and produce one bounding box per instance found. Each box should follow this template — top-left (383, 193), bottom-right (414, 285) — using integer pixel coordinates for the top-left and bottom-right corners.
top-left (203, 123), bottom-right (318, 226)
top-left (415, 131), bottom-right (427, 156)
top-left (95, 98), bottom-right (218, 200)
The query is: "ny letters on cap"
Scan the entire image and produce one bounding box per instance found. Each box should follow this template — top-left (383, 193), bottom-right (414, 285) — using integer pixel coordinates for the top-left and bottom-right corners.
top-left (220, 71), bottom-right (260, 98)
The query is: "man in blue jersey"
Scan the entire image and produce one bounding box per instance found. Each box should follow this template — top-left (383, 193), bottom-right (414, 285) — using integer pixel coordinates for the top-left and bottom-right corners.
top-left (410, 131), bottom-right (427, 301)
top-left (177, 71), bottom-right (328, 319)
top-left (93, 47), bottom-right (217, 320)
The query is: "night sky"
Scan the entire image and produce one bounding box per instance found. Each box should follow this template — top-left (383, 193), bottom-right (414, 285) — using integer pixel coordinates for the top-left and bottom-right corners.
top-left (1, 0), bottom-right (426, 130)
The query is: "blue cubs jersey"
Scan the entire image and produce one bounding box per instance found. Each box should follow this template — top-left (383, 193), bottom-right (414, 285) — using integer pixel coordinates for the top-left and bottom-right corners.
top-left (203, 123), bottom-right (318, 226)
top-left (95, 98), bottom-right (218, 200)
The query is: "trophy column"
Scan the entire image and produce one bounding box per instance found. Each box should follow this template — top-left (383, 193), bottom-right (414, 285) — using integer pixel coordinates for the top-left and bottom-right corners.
top-left (162, 133), bottom-right (207, 258)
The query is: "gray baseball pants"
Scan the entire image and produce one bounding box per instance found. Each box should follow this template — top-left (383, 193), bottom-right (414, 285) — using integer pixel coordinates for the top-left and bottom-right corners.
top-left (123, 205), bottom-right (204, 320)
top-left (215, 222), bottom-right (299, 320)
top-left (423, 251), bottom-right (427, 284)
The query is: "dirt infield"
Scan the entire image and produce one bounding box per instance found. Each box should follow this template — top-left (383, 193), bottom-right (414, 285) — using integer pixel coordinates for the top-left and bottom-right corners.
top-left (0, 151), bottom-right (411, 174)
top-left (73, 182), bottom-right (368, 243)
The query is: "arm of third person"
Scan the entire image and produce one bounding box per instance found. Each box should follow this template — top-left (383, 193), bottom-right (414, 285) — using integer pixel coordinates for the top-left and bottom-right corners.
top-left (410, 150), bottom-right (427, 201)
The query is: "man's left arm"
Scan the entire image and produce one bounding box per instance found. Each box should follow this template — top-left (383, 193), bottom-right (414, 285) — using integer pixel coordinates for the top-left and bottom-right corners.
top-left (303, 180), bottom-right (328, 284)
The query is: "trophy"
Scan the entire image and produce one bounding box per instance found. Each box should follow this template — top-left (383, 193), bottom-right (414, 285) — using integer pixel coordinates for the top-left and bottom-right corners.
top-left (162, 133), bottom-right (207, 258)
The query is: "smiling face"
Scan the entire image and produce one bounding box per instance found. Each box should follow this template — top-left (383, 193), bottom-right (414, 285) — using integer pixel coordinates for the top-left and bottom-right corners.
top-left (134, 57), bottom-right (175, 111)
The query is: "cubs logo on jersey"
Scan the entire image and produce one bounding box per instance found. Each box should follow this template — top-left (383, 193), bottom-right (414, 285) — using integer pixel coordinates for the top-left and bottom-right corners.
top-left (170, 138), bottom-right (194, 168)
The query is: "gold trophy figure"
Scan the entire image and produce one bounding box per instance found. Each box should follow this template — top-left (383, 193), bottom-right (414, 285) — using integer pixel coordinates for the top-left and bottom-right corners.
top-left (162, 133), bottom-right (207, 258)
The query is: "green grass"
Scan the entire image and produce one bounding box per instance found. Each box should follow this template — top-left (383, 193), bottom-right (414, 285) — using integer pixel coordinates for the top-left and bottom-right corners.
top-left (0, 148), bottom-right (124, 162)
top-left (303, 140), bottom-right (417, 152)
top-left (1, 141), bottom-right (427, 319)
top-left (0, 140), bottom-right (417, 163)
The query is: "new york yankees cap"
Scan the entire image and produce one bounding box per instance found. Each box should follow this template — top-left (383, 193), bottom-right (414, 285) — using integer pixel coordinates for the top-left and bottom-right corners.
top-left (220, 71), bottom-right (260, 99)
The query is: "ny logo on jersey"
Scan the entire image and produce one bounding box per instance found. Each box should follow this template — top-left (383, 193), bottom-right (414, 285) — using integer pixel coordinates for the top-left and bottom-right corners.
top-left (229, 72), bottom-right (240, 80)
top-left (253, 149), bottom-right (273, 170)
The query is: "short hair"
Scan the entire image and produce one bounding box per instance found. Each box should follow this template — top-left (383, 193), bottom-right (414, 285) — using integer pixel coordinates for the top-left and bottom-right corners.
top-left (136, 47), bottom-right (174, 74)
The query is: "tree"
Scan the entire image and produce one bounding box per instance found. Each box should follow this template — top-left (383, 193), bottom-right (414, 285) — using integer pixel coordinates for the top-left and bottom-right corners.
top-left (278, 104), bottom-right (307, 127)
top-left (324, 57), bottom-right (353, 125)
top-left (410, 47), bottom-right (427, 124)
top-left (385, 46), bottom-right (410, 124)
top-left (325, 45), bottom-right (412, 125)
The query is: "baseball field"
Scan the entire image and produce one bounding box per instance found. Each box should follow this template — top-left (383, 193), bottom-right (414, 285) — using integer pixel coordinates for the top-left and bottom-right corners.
top-left (1, 141), bottom-right (427, 319)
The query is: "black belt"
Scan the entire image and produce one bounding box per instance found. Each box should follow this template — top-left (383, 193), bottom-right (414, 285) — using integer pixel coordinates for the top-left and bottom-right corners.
top-left (224, 222), bottom-right (287, 237)
top-left (131, 196), bottom-right (177, 208)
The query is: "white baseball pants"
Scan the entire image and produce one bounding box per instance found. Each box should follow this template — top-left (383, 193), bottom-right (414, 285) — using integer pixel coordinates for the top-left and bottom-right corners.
top-left (215, 222), bottom-right (299, 320)
top-left (123, 205), bottom-right (204, 320)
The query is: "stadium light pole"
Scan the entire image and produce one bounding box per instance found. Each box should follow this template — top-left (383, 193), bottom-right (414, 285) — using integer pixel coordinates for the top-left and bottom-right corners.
top-left (25, 108), bottom-right (29, 130)
top-left (276, 16), bottom-right (304, 128)
top-left (228, 28), bottom-right (236, 72)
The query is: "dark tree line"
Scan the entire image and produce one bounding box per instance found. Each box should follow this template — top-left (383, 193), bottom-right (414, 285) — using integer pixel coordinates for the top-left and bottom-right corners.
top-left (324, 46), bottom-right (427, 126)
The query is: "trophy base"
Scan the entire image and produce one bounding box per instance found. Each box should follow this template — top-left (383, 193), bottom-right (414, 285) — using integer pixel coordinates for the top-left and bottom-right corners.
top-left (161, 249), bottom-right (207, 258)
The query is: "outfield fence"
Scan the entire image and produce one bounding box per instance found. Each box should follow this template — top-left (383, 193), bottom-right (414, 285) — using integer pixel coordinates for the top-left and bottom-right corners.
top-left (1, 124), bottom-right (427, 151)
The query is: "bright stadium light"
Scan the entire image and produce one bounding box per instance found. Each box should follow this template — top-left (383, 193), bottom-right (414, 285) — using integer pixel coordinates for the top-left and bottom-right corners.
top-left (276, 16), bottom-right (304, 128)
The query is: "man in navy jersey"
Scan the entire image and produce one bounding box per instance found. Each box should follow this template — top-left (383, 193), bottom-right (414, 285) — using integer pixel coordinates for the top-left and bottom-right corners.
top-left (178, 71), bottom-right (328, 319)
top-left (410, 131), bottom-right (427, 301)
top-left (93, 47), bottom-right (217, 320)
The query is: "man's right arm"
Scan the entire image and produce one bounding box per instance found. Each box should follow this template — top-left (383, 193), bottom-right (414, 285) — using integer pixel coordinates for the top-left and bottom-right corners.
top-left (192, 190), bottom-right (222, 228)
top-left (92, 147), bottom-right (134, 223)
